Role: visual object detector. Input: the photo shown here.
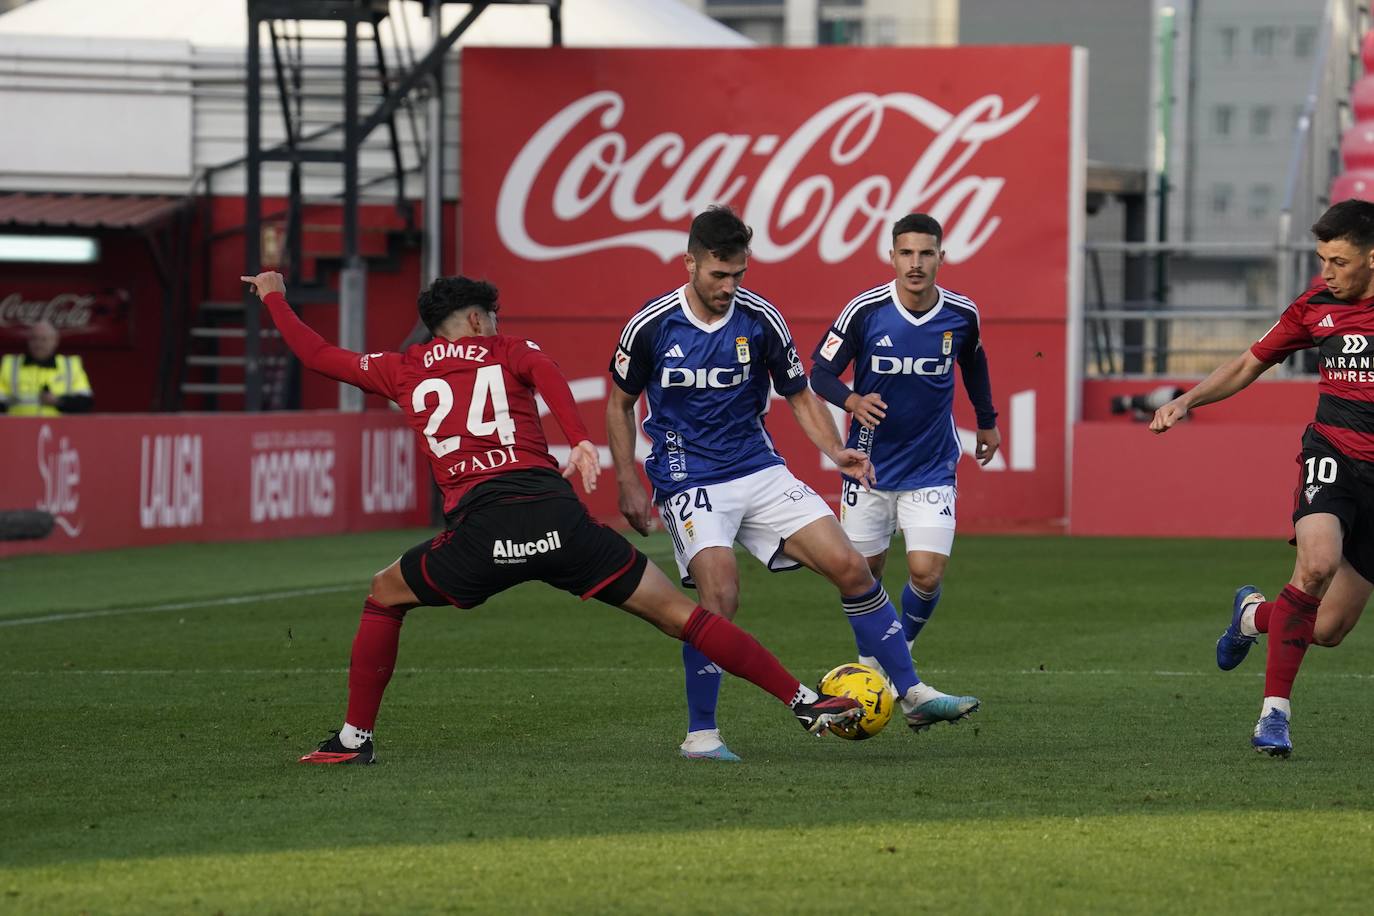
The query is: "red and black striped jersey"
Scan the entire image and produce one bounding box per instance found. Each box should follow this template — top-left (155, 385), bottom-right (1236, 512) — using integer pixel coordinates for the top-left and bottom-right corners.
top-left (1252, 282), bottom-right (1374, 462)
top-left (262, 291), bottom-right (591, 513)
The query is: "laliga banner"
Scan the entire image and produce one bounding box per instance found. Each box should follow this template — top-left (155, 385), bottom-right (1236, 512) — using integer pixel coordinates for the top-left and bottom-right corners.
top-left (0, 411), bottom-right (428, 557)
top-left (462, 47), bottom-right (1084, 530)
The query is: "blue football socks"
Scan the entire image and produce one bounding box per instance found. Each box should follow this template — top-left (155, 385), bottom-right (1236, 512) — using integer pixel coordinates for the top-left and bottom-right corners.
top-left (843, 582), bottom-right (920, 695)
top-left (682, 643), bottom-right (723, 732)
top-left (902, 582), bottom-right (941, 645)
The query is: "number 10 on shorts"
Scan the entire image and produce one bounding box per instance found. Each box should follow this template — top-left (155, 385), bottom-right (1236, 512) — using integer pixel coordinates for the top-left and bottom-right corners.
top-left (1305, 456), bottom-right (1337, 484)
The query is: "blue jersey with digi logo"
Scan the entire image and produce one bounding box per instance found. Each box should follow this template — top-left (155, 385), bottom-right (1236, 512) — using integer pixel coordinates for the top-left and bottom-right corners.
top-left (610, 285), bottom-right (808, 500)
top-left (812, 282), bottom-right (988, 491)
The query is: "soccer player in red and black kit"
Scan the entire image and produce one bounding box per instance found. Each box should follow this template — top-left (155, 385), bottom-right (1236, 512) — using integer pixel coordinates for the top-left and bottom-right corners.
top-left (239, 271), bottom-right (862, 764)
top-left (1151, 199), bottom-right (1374, 757)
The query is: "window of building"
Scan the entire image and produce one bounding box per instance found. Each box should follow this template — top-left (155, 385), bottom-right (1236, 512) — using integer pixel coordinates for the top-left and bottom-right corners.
top-left (1249, 184), bottom-right (1273, 219)
top-left (1211, 183), bottom-right (1234, 216)
top-left (818, 18), bottom-right (863, 45)
top-left (1295, 26), bottom-right (1317, 58)
top-left (1213, 105), bottom-right (1235, 138)
top-left (872, 16), bottom-right (897, 45)
top-left (1218, 26), bottom-right (1237, 60)
top-left (1253, 26), bottom-right (1276, 56)
top-left (1251, 105), bottom-right (1273, 138)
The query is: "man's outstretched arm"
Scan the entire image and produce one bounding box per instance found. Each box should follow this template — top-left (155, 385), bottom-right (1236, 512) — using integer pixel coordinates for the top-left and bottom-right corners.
top-left (241, 271), bottom-right (386, 392)
top-left (1150, 350), bottom-right (1274, 433)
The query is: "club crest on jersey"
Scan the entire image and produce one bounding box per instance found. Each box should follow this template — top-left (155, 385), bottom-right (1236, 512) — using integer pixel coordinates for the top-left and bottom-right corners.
top-left (820, 331), bottom-right (843, 360)
top-left (942, 331), bottom-right (953, 355)
top-left (1305, 484), bottom-right (1322, 504)
top-left (735, 336), bottom-right (751, 364)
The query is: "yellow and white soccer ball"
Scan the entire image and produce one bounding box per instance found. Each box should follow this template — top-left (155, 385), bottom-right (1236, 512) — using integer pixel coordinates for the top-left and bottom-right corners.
top-left (817, 663), bottom-right (893, 740)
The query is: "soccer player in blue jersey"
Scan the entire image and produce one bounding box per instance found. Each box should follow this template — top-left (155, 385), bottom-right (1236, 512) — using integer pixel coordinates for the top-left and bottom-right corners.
top-left (607, 206), bottom-right (978, 762)
top-left (810, 213), bottom-right (997, 698)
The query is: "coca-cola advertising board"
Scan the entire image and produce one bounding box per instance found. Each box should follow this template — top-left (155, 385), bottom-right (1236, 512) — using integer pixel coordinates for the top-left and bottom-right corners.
top-left (0, 284), bottom-right (133, 347)
top-left (462, 47), bottom-right (1085, 530)
top-left (0, 411), bottom-right (428, 557)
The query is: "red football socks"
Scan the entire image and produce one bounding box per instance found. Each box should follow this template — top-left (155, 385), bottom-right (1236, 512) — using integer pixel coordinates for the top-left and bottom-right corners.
top-left (1262, 585), bottom-right (1320, 699)
top-left (681, 605), bottom-right (801, 705)
top-left (344, 597), bottom-right (409, 730)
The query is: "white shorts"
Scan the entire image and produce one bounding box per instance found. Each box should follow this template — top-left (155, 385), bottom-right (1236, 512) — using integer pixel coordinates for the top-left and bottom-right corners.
top-left (839, 481), bottom-right (957, 558)
top-left (658, 465), bottom-right (834, 587)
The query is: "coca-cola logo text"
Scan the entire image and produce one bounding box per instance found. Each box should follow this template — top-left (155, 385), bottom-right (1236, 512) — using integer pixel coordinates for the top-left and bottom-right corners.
top-left (497, 91), bottom-right (1037, 266)
top-left (0, 289), bottom-right (131, 339)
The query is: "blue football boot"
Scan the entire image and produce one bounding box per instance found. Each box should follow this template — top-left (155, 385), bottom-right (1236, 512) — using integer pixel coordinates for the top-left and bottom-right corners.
top-left (679, 729), bottom-right (742, 762)
top-left (1217, 585), bottom-right (1263, 671)
top-left (1252, 708), bottom-right (1292, 758)
top-left (903, 693), bottom-right (981, 732)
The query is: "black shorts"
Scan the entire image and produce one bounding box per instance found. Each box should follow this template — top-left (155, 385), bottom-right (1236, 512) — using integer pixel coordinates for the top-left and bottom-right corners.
top-left (399, 486), bottom-right (647, 609)
top-left (1292, 427), bottom-right (1374, 582)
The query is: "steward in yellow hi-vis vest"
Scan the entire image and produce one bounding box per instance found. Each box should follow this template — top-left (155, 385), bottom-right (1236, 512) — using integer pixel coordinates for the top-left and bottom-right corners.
top-left (0, 320), bottom-right (94, 417)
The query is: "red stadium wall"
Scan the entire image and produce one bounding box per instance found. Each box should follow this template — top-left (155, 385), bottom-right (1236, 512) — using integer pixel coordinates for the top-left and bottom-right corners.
top-left (461, 46), bottom-right (1081, 532)
top-left (0, 411), bottom-right (428, 557)
top-left (1071, 380), bottom-right (1316, 538)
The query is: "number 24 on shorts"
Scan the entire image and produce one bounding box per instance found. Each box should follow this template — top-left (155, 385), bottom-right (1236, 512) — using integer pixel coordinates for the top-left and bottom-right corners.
top-left (671, 488), bottom-right (714, 521)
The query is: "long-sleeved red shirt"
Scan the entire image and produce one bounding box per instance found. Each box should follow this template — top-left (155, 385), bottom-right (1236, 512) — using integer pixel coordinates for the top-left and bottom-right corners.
top-left (263, 291), bottom-right (591, 512)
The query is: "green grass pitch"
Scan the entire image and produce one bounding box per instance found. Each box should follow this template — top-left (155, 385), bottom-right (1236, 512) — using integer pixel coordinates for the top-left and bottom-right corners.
top-left (4, 530), bottom-right (1374, 913)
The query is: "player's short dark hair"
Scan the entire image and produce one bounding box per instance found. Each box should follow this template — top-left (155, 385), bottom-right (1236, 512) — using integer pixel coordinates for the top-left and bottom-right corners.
top-left (1312, 199), bottom-right (1374, 249)
top-left (687, 206), bottom-right (753, 260)
top-left (892, 213), bottom-right (944, 248)
top-left (417, 276), bottom-right (499, 333)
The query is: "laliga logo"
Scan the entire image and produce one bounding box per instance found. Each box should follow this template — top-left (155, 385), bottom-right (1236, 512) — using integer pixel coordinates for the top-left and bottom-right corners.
top-left (497, 90), bottom-right (1037, 265)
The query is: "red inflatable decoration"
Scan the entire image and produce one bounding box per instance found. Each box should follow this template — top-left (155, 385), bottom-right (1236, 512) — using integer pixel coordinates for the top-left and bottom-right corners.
top-left (1354, 74), bottom-right (1374, 123)
top-left (1340, 122), bottom-right (1374, 170)
top-left (1331, 169), bottom-right (1374, 203)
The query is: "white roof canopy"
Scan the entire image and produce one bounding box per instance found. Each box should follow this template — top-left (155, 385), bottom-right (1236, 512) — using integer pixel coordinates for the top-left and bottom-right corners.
top-left (0, 0), bottom-right (751, 49)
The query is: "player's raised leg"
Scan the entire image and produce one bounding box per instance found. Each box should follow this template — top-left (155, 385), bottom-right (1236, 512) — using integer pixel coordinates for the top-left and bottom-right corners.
top-left (782, 515), bottom-right (979, 731)
top-left (614, 555), bottom-right (863, 736)
top-left (298, 559), bottom-right (420, 765)
top-left (1216, 585), bottom-right (1264, 671)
